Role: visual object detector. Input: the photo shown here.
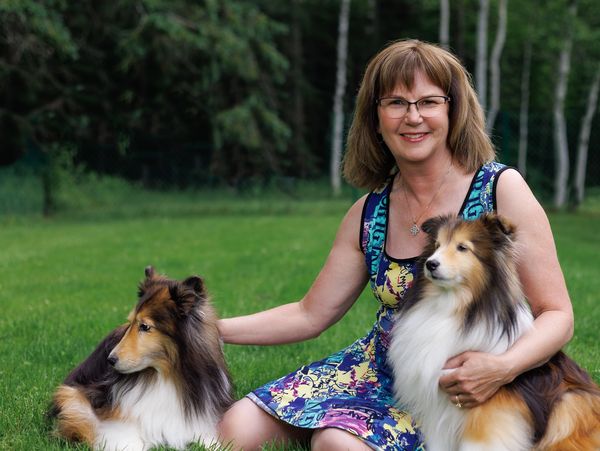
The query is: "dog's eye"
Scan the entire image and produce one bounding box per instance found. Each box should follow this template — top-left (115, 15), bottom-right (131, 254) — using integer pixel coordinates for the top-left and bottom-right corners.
top-left (139, 323), bottom-right (152, 332)
top-left (457, 243), bottom-right (468, 252)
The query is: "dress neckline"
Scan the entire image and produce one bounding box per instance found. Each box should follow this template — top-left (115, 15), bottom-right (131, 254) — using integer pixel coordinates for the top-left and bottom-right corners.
top-left (382, 165), bottom-right (483, 263)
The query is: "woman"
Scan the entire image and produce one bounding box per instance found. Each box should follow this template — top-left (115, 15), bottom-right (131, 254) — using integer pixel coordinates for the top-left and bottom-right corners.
top-left (217, 39), bottom-right (573, 451)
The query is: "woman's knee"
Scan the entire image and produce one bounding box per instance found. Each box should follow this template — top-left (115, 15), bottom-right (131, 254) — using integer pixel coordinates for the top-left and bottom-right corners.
top-left (218, 397), bottom-right (309, 450)
top-left (311, 428), bottom-right (371, 451)
top-left (218, 398), bottom-right (264, 449)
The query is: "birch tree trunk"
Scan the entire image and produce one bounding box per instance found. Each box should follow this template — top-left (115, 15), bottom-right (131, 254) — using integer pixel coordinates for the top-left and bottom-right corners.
top-left (439, 0), bottom-right (450, 49)
top-left (330, 0), bottom-right (351, 195)
top-left (486, 0), bottom-right (508, 134)
top-left (518, 40), bottom-right (532, 178)
top-left (574, 64), bottom-right (600, 206)
top-left (553, 1), bottom-right (577, 209)
top-left (476, 0), bottom-right (490, 111)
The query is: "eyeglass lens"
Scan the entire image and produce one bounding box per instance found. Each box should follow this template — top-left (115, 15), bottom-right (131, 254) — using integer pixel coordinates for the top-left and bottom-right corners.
top-left (378, 96), bottom-right (449, 118)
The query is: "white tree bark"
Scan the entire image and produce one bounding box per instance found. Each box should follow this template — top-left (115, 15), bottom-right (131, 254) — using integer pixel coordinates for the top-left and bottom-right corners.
top-left (439, 0), bottom-right (450, 49)
top-left (553, 1), bottom-right (577, 209)
top-left (476, 0), bottom-right (490, 111)
top-left (574, 64), bottom-right (600, 206)
top-left (330, 0), bottom-right (351, 196)
top-left (486, 0), bottom-right (508, 134)
top-left (518, 40), bottom-right (532, 178)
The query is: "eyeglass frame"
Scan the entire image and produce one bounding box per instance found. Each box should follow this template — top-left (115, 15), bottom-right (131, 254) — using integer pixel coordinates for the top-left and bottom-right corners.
top-left (375, 95), bottom-right (451, 118)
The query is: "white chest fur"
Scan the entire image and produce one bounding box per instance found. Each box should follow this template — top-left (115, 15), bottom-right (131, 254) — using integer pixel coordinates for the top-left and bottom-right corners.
top-left (95, 376), bottom-right (218, 451)
top-left (389, 292), bottom-right (532, 451)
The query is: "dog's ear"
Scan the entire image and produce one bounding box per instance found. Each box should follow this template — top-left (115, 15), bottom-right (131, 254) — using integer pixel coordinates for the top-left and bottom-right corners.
top-left (144, 266), bottom-right (156, 279)
top-left (182, 275), bottom-right (205, 296)
top-left (138, 266), bottom-right (156, 298)
top-left (421, 215), bottom-right (448, 237)
top-left (170, 275), bottom-right (206, 317)
top-left (482, 213), bottom-right (516, 238)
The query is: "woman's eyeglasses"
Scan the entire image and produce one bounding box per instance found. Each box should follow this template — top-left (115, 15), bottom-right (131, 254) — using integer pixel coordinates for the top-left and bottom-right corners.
top-left (376, 95), bottom-right (451, 118)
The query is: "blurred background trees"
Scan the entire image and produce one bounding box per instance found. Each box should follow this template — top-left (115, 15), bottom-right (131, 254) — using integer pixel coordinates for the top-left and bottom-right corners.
top-left (1, 0), bottom-right (600, 212)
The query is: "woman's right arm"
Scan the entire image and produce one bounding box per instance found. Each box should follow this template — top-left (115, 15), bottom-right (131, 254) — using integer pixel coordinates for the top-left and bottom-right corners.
top-left (218, 195), bottom-right (370, 345)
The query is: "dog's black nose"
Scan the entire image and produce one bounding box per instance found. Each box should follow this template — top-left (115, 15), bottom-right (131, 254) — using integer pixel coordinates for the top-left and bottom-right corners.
top-left (107, 355), bottom-right (118, 366)
top-left (426, 259), bottom-right (440, 272)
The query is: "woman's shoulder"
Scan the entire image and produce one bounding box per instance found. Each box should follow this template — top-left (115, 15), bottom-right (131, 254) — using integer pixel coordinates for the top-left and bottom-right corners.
top-left (495, 166), bottom-right (529, 195)
top-left (348, 193), bottom-right (370, 217)
top-left (495, 167), bottom-right (545, 220)
top-left (337, 193), bottom-right (369, 234)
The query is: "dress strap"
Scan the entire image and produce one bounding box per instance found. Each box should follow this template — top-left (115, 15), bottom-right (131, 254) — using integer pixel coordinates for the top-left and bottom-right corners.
top-left (360, 180), bottom-right (392, 278)
top-left (461, 162), bottom-right (511, 220)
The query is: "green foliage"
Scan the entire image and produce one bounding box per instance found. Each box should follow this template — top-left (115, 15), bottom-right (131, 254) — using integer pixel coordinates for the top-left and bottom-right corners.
top-left (0, 0), bottom-right (291, 186)
top-left (0, 0), bottom-right (77, 167)
top-left (0, 0), bottom-right (77, 57)
top-left (2, 0), bottom-right (600, 208)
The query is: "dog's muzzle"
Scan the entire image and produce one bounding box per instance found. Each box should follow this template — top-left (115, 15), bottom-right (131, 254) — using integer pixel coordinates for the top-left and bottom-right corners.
top-left (425, 259), bottom-right (440, 272)
top-left (425, 258), bottom-right (442, 279)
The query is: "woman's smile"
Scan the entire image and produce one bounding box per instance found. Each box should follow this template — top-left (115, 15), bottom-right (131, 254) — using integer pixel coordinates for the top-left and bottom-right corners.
top-left (399, 132), bottom-right (430, 143)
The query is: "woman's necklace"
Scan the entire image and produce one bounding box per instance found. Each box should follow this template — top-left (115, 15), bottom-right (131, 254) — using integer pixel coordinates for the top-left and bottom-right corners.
top-left (401, 164), bottom-right (452, 236)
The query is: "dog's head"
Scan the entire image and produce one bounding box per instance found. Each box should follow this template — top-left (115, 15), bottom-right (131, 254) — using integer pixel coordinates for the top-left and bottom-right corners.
top-left (420, 213), bottom-right (516, 292)
top-left (107, 266), bottom-right (214, 374)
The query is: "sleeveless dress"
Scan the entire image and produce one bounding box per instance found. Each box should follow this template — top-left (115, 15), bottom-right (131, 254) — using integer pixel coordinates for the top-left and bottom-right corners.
top-left (248, 162), bottom-right (510, 450)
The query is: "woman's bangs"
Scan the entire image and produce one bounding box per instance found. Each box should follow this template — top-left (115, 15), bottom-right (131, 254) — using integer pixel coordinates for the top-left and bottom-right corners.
top-left (378, 47), bottom-right (451, 97)
top-left (378, 53), bottom-right (419, 97)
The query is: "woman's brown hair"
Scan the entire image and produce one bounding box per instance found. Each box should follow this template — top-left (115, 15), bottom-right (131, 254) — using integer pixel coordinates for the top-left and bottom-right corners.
top-left (343, 39), bottom-right (495, 190)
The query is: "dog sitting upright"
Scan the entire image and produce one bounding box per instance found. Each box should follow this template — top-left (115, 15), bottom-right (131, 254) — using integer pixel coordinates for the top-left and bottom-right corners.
top-left (389, 214), bottom-right (600, 451)
top-left (50, 267), bottom-right (233, 451)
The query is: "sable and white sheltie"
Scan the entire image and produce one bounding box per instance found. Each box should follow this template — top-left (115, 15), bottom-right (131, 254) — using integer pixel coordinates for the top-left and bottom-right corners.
top-left (50, 267), bottom-right (233, 451)
top-left (389, 214), bottom-right (600, 451)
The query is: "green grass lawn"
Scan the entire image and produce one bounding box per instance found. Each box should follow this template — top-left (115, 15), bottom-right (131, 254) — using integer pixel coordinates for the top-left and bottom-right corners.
top-left (0, 197), bottom-right (598, 450)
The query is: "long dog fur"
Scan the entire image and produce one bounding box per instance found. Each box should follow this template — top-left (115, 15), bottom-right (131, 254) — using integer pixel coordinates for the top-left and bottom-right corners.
top-left (49, 267), bottom-right (233, 451)
top-left (389, 214), bottom-right (600, 451)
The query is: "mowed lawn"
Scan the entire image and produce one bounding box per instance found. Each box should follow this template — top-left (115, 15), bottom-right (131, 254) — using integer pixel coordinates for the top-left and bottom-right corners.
top-left (0, 207), bottom-right (598, 450)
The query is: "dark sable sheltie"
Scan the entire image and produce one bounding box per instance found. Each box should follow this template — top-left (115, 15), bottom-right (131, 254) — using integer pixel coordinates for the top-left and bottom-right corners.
top-left (50, 267), bottom-right (233, 451)
top-left (389, 214), bottom-right (600, 451)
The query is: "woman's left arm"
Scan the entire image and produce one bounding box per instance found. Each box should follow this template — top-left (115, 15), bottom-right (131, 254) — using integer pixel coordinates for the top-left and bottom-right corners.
top-left (439, 168), bottom-right (574, 407)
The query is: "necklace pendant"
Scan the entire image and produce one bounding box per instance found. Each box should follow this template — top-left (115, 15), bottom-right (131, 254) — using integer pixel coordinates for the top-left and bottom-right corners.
top-left (410, 223), bottom-right (420, 236)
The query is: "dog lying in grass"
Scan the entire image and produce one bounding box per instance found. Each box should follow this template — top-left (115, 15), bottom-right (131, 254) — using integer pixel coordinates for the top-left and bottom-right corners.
top-left (50, 266), bottom-right (233, 451)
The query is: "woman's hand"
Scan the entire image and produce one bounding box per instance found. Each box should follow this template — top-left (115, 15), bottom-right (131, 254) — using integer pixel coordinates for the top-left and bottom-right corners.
top-left (438, 351), bottom-right (514, 408)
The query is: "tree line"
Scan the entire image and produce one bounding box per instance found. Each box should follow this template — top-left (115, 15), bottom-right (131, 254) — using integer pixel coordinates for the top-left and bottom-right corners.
top-left (1, 0), bottom-right (599, 212)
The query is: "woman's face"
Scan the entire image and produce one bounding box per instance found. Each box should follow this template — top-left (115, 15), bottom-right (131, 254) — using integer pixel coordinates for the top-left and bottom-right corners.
top-left (377, 70), bottom-right (450, 166)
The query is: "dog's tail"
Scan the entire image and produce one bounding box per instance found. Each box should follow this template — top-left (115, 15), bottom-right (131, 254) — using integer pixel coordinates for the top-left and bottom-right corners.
top-left (514, 352), bottom-right (600, 450)
top-left (51, 384), bottom-right (99, 445)
top-left (540, 353), bottom-right (600, 450)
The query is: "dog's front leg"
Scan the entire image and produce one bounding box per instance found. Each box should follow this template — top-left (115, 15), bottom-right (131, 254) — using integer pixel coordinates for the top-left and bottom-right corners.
top-left (95, 420), bottom-right (146, 451)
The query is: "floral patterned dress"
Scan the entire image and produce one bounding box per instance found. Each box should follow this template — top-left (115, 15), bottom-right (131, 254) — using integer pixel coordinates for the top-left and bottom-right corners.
top-left (248, 162), bottom-right (510, 450)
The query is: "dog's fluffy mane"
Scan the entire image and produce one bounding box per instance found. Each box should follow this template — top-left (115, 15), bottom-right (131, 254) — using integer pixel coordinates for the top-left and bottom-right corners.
top-left (134, 269), bottom-right (233, 418)
top-left (400, 214), bottom-right (525, 343)
top-left (390, 214), bottom-right (600, 450)
top-left (58, 269), bottom-right (232, 420)
top-left (50, 267), bottom-right (233, 449)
